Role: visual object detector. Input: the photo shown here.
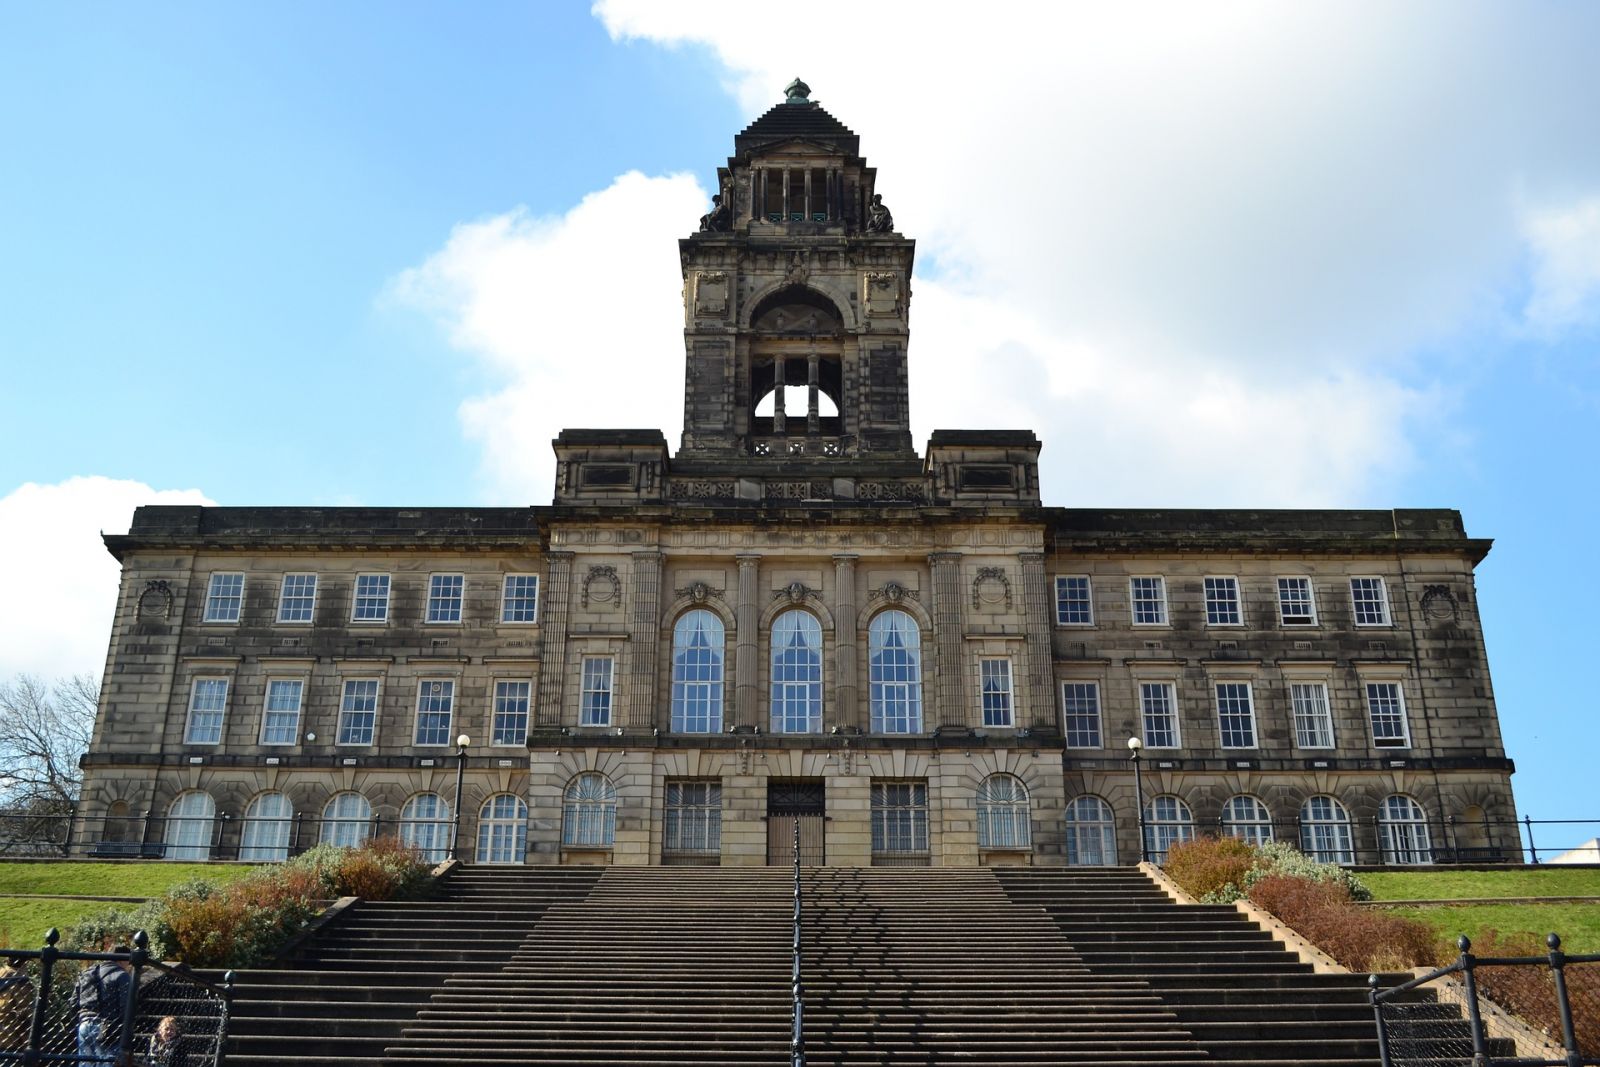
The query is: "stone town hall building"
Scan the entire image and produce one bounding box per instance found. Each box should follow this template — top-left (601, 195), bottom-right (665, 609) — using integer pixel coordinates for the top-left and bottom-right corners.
top-left (80, 83), bottom-right (1518, 869)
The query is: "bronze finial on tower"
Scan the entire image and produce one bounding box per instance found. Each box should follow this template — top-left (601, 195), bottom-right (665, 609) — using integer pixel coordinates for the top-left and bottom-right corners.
top-left (784, 77), bottom-right (812, 105)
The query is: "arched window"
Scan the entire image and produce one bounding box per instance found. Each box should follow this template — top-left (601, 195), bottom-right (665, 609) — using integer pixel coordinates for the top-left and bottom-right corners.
top-left (320, 792), bottom-right (372, 849)
top-left (164, 792), bottom-right (215, 861)
top-left (1378, 794), bottom-right (1433, 865)
top-left (240, 792), bottom-right (293, 861)
top-left (1221, 795), bottom-right (1274, 846)
top-left (1144, 795), bottom-right (1195, 864)
top-left (671, 610), bottom-right (725, 733)
top-left (976, 774), bottom-right (1031, 850)
top-left (476, 794), bottom-right (528, 864)
top-left (399, 793), bottom-right (452, 863)
top-left (103, 800), bottom-right (133, 844)
top-left (868, 610), bottom-right (922, 734)
top-left (1299, 795), bottom-right (1354, 865)
top-left (1064, 795), bottom-right (1117, 866)
top-left (771, 610), bottom-right (823, 734)
top-left (563, 773), bottom-right (617, 848)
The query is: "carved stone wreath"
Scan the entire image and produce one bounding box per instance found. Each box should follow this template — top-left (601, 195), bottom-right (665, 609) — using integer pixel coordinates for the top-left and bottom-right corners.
top-left (137, 580), bottom-right (174, 620)
top-left (971, 567), bottom-right (1013, 611)
top-left (581, 565), bottom-right (622, 609)
top-left (1420, 584), bottom-right (1460, 623)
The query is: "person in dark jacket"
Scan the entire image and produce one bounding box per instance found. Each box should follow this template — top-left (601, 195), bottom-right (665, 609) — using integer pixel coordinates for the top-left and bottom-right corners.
top-left (73, 947), bottom-right (131, 1065)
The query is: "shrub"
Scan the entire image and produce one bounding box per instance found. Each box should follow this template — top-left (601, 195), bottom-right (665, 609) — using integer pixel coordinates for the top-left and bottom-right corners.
top-left (1247, 872), bottom-right (1440, 972)
top-left (64, 839), bottom-right (435, 968)
top-left (1243, 840), bottom-right (1372, 901)
top-left (1164, 835), bottom-right (1258, 902)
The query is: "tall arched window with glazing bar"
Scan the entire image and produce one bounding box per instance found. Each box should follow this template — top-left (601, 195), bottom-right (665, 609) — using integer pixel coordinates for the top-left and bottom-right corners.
top-left (868, 609), bottom-right (922, 734)
top-left (771, 610), bottom-right (823, 733)
top-left (671, 610), bottom-right (725, 733)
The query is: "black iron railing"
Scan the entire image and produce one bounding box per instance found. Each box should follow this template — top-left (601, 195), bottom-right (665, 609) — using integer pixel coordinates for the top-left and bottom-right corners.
top-left (1371, 934), bottom-right (1600, 1066)
top-left (790, 818), bottom-right (805, 1067)
top-left (0, 929), bottom-right (233, 1066)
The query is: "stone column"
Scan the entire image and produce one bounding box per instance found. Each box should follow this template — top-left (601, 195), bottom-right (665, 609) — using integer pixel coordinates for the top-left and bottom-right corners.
top-left (735, 554), bottom-right (761, 730)
top-left (832, 555), bottom-right (859, 731)
top-left (535, 552), bottom-right (574, 726)
top-left (628, 551), bottom-right (664, 729)
top-left (1019, 552), bottom-right (1054, 729)
top-left (928, 553), bottom-right (968, 732)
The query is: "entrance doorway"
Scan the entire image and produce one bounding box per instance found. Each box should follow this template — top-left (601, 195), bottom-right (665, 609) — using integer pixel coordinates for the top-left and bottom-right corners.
top-left (768, 779), bottom-right (826, 866)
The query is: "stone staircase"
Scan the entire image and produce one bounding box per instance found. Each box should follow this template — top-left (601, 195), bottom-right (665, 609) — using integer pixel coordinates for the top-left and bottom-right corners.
top-left (219, 865), bottom-right (602, 1065)
top-left (215, 863), bottom-right (1495, 1065)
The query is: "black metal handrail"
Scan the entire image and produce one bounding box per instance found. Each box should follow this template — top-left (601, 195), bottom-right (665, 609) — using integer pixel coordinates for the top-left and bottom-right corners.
top-left (790, 817), bottom-right (805, 1067)
top-left (2, 928), bottom-right (234, 1067)
top-left (1370, 933), bottom-right (1600, 1066)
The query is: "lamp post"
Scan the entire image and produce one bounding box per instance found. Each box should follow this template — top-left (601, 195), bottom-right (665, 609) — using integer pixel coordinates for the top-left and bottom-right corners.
top-left (1127, 736), bottom-right (1148, 864)
top-left (451, 734), bottom-right (470, 861)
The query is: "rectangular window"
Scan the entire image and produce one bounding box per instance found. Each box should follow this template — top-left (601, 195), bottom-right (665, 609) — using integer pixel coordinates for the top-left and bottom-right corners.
top-left (1366, 682), bottom-right (1410, 748)
top-left (663, 780), bottom-right (722, 855)
top-left (1204, 576), bottom-right (1242, 626)
top-left (870, 780), bottom-right (929, 856)
top-left (275, 573), bottom-right (316, 624)
top-left (1061, 682), bottom-right (1102, 748)
top-left (1215, 682), bottom-right (1257, 748)
top-left (352, 574), bottom-right (390, 623)
top-left (337, 679), bottom-right (380, 746)
top-left (184, 678), bottom-right (229, 744)
top-left (1277, 577), bottom-right (1317, 626)
top-left (580, 657), bottom-right (614, 727)
top-left (260, 679), bottom-right (304, 745)
top-left (1130, 576), bottom-right (1168, 625)
top-left (1055, 576), bottom-right (1093, 625)
top-left (1350, 577), bottom-right (1391, 627)
top-left (979, 658), bottom-right (1014, 727)
top-left (203, 573), bottom-right (244, 623)
top-left (426, 574), bottom-right (464, 624)
top-left (1140, 682), bottom-right (1180, 748)
top-left (491, 680), bottom-right (531, 746)
top-left (1291, 682), bottom-right (1335, 748)
top-left (501, 574), bottom-right (540, 623)
top-left (414, 680), bottom-right (455, 746)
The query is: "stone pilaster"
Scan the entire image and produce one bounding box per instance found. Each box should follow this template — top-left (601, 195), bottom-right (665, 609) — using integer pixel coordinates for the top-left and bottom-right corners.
top-left (535, 552), bottom-right (574, 726)
top-left (1019, 552), bottom-right (1054, 729)
top-left (832, 555), bottom-right (859, 731)
top-left (735, 554), bottom-right (761, 730)
top-left (628, 551), bottom-right (664, 729)
top-left (928, 553), bottom-right (967, 731)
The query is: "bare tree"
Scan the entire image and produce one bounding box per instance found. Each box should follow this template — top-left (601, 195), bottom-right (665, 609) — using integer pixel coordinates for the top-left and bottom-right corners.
top-left (0, 673), bottom-right (98, 815)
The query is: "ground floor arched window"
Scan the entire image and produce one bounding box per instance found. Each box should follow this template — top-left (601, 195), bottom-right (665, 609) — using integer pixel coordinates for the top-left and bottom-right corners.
top-left (1220, 794), bottom-right (1274, 846)
top-left (1063, 795), bottom-right (1117, 866)
top-left (1299, 795), bottom-right (1354, 864)
top-left (1144, 795), bottom-right (1195, 864)
top-left (240, 792), bottom-right (293, 861)
top-left (475, 794), bottom-right (528, 864)
top-left (164, 792), bottom-right (215, 861)
top-left (976, 774), bottom-right (1031, 850)
top-left (399, 793), bottom-right (452, 863)
top-left (563, 773), bottom-right (617, 848)
top-left (321, 792), bottom-right (372, 848)
top-left (1378, 794), bottom-right (1433, 865)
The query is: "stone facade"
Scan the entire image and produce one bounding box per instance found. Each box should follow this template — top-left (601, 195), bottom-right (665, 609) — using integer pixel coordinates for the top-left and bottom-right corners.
top-left (77, 85), bottom-right (1518, 868)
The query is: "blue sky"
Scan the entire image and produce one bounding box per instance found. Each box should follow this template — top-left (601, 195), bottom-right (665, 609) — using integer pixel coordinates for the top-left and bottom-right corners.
top-left (2, 2), bottom-right (1598, 841)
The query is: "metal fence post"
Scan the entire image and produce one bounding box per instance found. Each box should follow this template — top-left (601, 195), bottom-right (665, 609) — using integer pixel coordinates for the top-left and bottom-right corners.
top-left (1368, 974), bottom-right (1393, 1067)
top-left (62, 804), bottom-right (78, 857)
top-left (117, 930), bottom-right (150, 1064)
top-left (1525, 815), bottom-right (1539, 864)
top-left (1456, 936), bottom-right (1491, 1067)
top-left (1545, 933), bottom-right (1583, 1067)
top-left (215, 970), bottom-right (236, 1067)
top-left (23, 928), bottom-right (59, 1067)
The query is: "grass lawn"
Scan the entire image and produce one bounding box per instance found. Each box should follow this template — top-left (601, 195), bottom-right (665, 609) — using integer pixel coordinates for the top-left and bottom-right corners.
top-left (0, 898), bottom-right (131, 949)
top-left (1381, 902), bottom-right (1600, 956)
top-left (0, 862), bottom-right (256, 898)
top-left (1361, 867), bottom-right (1600, 901)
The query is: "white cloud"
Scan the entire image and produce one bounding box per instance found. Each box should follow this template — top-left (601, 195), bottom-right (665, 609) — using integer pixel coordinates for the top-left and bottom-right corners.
top-left (388, 172), bottom-right (708, 503)
top-left (583, 1), bottom-right (1600, 503)
top-left (1521, 195), bottom-right (1600, 338)
top-left (0, 477), bottom-right (213, 681)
